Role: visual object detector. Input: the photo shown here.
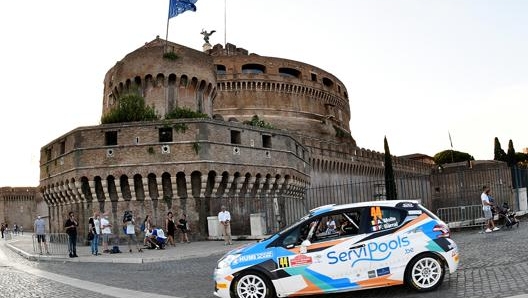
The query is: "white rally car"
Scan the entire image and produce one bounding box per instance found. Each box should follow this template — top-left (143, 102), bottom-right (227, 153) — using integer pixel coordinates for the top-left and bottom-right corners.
top-left (214, 200), bottom-right (459, 298)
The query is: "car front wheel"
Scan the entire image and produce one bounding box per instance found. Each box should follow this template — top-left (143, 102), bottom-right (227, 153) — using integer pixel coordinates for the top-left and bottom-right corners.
top-left (233, 271), bottom-right (275, 298)
top-left (405, 253), bottom-right (445, 292)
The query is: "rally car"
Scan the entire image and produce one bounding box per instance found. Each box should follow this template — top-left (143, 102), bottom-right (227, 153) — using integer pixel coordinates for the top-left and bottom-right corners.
top-left (214, 200), bottom-right (459, 298)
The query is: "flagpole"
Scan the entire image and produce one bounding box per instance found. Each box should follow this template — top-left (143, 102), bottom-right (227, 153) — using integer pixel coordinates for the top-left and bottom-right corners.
top-left (448, 131), bottom-right (454, 163)
top-left (224, 0), bottom-right (227, 48)
top-left (165, 0), bottom-right (171, 51)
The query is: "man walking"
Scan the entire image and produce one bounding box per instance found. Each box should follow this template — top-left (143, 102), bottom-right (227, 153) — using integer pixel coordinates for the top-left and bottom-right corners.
top-left (34, 215), bottom-right (49, 255)
top-left (218, 205), bottom-right (232, 245)
top-left (64, 211), bottom-right (78, 257)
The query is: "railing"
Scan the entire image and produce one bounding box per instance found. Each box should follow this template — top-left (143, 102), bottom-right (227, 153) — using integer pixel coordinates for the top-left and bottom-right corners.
top-left (31, 233), bottom-right (70, 255)
top-left (436, 205), bottom-right (486, 228)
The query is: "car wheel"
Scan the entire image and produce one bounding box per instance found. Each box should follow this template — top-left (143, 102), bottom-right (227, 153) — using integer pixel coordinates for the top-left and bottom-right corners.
top-left (405, 253), bottom-right (445, 292)
top-left (233, 271), bottom-right (275, 298)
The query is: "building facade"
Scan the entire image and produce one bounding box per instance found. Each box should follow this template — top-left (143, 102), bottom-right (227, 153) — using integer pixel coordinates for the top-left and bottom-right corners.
top-left (39, 37), bottom-right (432, 239)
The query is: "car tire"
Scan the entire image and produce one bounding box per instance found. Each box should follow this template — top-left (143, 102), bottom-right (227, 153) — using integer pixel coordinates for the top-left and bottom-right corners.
top-left (405, 253), bottom-right (445, 292)
top-left (232, 271), bottom-right (276, 298)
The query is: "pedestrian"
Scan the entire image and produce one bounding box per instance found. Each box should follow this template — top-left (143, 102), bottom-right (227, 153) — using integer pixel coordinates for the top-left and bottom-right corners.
top-left (13, 223), bottom-right (18, 235)
top-left (64, 211), bottom-right (78, 257)
top-left (34, 215), bottom-right (49, 255)
top-left (166, 211), bottom-right (176, 246)
top-left (1, 223), bottom-right (5, 239)
top-left (20, 225), bottom-right (23, 235)
top-left (88, 211), bottom-right (101, 256)
top-left (142, 214), bottom-right (152, 246)
top-left (218, 205), bottom-right (232, 245)
top-left (481, 185), bottom-right (500, 233)
top-left (122, 210), bottom-right (142, 253)
top-left (177, 213), bottom-right (191, 243)
top-left (100, 212), bottom-right (112, 253)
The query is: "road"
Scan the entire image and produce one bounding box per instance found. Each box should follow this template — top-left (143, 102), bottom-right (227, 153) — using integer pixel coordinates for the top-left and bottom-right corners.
top-left (1, 223), bottom-right (528, 298)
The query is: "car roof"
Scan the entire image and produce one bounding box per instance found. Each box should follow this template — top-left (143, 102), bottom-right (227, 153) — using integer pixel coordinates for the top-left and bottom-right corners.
top-left (310, 200), bottom-right (420, 216)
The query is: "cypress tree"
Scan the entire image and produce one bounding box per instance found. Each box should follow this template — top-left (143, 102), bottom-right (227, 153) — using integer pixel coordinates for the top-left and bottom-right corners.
top-left (384, 136), bottom-right (397, 200)
top-left (493, 137), bottom-right (507, 162)
top-left (506, 139), bottom-right (517, 167)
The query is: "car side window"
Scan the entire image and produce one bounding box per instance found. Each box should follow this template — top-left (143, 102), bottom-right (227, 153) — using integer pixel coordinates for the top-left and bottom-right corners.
top-left (368, 206), bottom-right (407, 233)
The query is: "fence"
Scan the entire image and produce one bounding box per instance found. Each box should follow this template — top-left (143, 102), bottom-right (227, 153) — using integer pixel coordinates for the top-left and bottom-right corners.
top-left (31, 233), bottom-right (70, 255)
top-left (436, 205), bottom-right (486, 229)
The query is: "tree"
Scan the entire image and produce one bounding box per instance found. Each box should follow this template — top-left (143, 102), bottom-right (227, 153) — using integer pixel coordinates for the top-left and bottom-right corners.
top-left (493, 137), bottom-right (507, 162)
top-left (101, 93), bottom-right (159, 124)
top-left (506, 139), bottom-right (517, 167)
top-left (433, 150), bottom-right (474, 165)
top-left (384, 136), bottom-right (397, 200)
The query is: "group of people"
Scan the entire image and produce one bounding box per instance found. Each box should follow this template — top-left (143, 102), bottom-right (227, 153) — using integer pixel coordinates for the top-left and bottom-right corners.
top-left (31, 204), bottom-right (234, 258)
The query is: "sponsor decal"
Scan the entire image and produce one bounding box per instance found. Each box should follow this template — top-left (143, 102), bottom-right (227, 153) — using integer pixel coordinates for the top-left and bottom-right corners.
top-left (291, 254), bottom-right (313, 267)
top-left (408, 210), bottom-right (422, 215)
top-left (371, 216), bottom-right (398, 231)
top-left (233, 251), bottom-right (273, 265)
top-left (326, 235), bottom-right (410, 267)
top-left (277, 256), bottom-right (290, 268)
top-left (368, 270), bottom-right (376, 278)
top-left (376, 266), bottom-right (390, 276)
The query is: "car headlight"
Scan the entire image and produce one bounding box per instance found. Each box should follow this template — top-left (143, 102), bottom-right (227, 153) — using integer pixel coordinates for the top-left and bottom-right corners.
top-left (217, 254), bottom-right (241, 269)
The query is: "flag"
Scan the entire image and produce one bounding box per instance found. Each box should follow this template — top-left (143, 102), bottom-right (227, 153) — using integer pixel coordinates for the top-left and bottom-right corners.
top-left (448, 131), bottom-right (453, 149)
top-left (168, 0), bottom-right (197, 19)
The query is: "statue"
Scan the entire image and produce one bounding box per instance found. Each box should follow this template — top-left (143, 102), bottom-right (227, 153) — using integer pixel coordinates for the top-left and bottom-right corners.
top-left (201, 29), bottom-right (216, 44)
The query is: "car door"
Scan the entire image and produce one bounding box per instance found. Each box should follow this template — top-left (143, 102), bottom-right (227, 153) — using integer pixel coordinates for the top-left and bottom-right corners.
top-left (273, 210), bottom-right (369, 296)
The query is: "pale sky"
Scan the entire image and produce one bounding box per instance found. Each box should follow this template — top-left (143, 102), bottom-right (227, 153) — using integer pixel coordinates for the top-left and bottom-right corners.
top-left (1, 0), bottom-right (527, 187)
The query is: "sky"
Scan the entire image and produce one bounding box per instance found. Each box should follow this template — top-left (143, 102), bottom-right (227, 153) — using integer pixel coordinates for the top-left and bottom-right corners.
top-left (1, 0), bottom-right (527, 187)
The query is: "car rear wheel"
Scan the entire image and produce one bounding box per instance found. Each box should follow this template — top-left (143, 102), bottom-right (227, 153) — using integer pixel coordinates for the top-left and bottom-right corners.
top-left (233, 271), bottom-right (275, 298)
top-left (405, 253), bottom-right (445, 292)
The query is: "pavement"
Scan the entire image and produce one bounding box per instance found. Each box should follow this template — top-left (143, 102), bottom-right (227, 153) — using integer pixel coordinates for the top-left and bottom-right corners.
top-left (3, 234), bottom-right (256, 264)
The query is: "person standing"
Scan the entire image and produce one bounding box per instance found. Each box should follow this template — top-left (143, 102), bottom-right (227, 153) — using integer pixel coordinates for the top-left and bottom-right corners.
top-left (1, 223), bottom-right (5, 239)
top-left (34, 216), bottom-right (49, 255)
top-left (218, 205), bottom-right (232, 245)
top-left (123, 211), bottom-right (142, 253)
top-left (88, 211), bottom-right (101, 256)
top-left (177, 213), bottom-right (191, 243)
top-left (166, 212), bottom-right (176, 247)
top-left (64, 211), bottom-right (78, 257)
top-left (142, 214), bottom-right (152, 246)
top-left (100, 212), bottom-right (112, 253)
top-left (482, 185), bottom-right (500, 233)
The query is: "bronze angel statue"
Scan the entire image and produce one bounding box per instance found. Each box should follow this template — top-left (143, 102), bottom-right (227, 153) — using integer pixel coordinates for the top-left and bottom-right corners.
top-left (201, 29), bottom-right (216, 44)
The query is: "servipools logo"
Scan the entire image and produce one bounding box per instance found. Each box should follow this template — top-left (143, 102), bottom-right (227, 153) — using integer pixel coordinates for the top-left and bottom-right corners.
top-left (327, 235), bottom-right (410, 267)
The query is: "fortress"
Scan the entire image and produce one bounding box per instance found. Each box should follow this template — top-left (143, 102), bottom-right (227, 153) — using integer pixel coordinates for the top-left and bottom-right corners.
top-left (38, 37), bottom-right (432, 239)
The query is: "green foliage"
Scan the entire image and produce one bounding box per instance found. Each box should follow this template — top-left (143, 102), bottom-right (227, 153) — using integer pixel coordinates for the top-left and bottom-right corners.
top-left (333, 125), bottom-right (351, 138)
top-left (506, 139), bottom-right (517, 167)
top-left (384, 136), bottom-right (397, 200)
top-left (101, 93), bottom-right (159, 124)
top-left (433, 150), bottom-right (474, 165)
top-left (162, 52), bottom-right (178, 60)
top-left (192, 142), bottom-right (201, 154)
top-left (243, 115), bottom-right (274, 129)
top-left (165, 106), bottom-right (208, 120)
top-left (494, 137), bottom-right (507, 162)
top-left (173, 123), bottom-right (188, 133)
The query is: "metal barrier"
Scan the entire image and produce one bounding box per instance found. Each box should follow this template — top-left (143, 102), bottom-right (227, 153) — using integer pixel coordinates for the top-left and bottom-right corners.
top-left (436, 205), bottom-right (486, 229)
top-left (32, 233), bottom-right (70, 255)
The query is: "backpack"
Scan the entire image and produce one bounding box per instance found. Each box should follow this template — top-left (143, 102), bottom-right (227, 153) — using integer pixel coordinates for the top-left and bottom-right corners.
top-left (111, 246), bottom-right (121, 254)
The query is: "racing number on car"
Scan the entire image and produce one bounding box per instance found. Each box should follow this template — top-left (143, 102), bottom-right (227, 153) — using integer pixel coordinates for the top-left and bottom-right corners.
top-left (371, 206), bottom-right (382, 221)
top-left (277, 256), bottom-right (290, 268)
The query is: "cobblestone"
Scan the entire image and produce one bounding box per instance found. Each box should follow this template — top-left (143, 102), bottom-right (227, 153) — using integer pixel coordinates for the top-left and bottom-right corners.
top-left (1, 220), bottom-right (528, 298)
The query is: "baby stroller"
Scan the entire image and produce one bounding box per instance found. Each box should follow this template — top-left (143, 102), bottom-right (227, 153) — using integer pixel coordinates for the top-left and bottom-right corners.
top-left (496, 202), bottom-right (520, 229)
